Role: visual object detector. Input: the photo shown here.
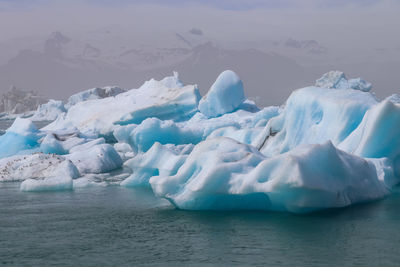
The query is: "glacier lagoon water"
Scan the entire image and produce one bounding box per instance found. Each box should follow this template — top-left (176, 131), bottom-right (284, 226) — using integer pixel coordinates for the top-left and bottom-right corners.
top-left (1, 182), bottom-right (400, 266)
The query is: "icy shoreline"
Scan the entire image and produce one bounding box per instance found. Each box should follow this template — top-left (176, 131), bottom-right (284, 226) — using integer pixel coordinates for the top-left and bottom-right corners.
top-left (1, 70), bottom-right (399, 213)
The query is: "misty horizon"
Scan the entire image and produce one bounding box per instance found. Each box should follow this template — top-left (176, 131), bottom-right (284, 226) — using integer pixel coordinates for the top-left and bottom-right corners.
top-left (0, 0), bottom-right (399, 106)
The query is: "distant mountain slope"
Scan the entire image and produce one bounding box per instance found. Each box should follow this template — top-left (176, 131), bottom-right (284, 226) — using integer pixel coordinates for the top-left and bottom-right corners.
top-left (1, 32), bottom-right (398, 107)
top-left (0, 38), bottom-right (316, 106)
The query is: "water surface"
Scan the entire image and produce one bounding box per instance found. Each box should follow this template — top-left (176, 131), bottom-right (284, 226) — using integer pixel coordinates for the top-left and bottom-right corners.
top-left (1, 183), bottom-right (399, 266)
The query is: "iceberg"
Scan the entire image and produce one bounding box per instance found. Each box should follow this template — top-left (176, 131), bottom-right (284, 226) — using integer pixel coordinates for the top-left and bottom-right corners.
top-left (2, 70), bottom-right (400, 213)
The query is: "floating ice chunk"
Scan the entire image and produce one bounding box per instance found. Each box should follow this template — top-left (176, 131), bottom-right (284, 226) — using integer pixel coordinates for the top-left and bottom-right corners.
top-left (199, 70), bottom-right (245, 118)
top-left (315, 71), bottom-right (348, 89)
top-left (121, 142), bottom-right (192, 187)
top-left (315, 71), bottom-right (372, 92)
top-left (347, 78), bottom-right (372, 92)
top-left (0, 118), bottom-right (41, 158)
top-left (385, 94), bottom-right (400, 104)
top-left (7, 117), bottom-right (38, 134)
top-left (0, 153), bottom-right (71, 182)
top-left (256, 86), bottom-right (377, 156)
top-left (20, 175), bottom-right (72, 192)
top-left (66, 86), bottom-right (126, 107)
top-left (20, 160), bottom-right (79, 191)
top-left (31, 99), bottom-right (66, 121)
top-left (151, 138), bottom-right (388, 212)
top-left (66, 144), bottom-right (123, 174)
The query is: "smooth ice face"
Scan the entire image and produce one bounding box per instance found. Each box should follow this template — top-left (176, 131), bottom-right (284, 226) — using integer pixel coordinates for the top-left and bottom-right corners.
top-left (31, 99), bottom-right (66, 121)
top-left (150, 138), bottom-right (388, 212)
top-left (339, 100), bottom-right (400, 185)
top-left (256, 86), bottom-right (377, 156)
top-left (66, 144), bottom-right (123, 174)
top-left (199, 70), bottom-right (245, 118)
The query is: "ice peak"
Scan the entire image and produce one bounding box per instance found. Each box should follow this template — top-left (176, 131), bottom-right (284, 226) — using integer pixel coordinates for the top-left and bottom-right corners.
top-left (199, 70), bottom-right (245, 118)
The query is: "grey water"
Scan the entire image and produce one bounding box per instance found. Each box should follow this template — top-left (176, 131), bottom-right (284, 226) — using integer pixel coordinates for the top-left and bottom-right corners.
top-left (1, 183), bottom-right (400, 266)
top-left (1, 121), bottom-right (400, 266)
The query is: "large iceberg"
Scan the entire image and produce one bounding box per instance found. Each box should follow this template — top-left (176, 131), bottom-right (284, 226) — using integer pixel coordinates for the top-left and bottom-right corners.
top-left (1, 70), bottom-right (400, 213)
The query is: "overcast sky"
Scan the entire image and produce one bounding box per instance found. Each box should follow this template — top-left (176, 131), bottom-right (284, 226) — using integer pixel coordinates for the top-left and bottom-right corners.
top-left (0, 0), bottom-right (399, 61)
top-left (0, 0), bottom-right (399, 103)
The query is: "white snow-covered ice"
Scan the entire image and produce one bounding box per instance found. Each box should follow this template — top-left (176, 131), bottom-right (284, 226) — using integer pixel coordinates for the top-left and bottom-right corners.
top-left (31, 99), bottom-right (66, 121)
